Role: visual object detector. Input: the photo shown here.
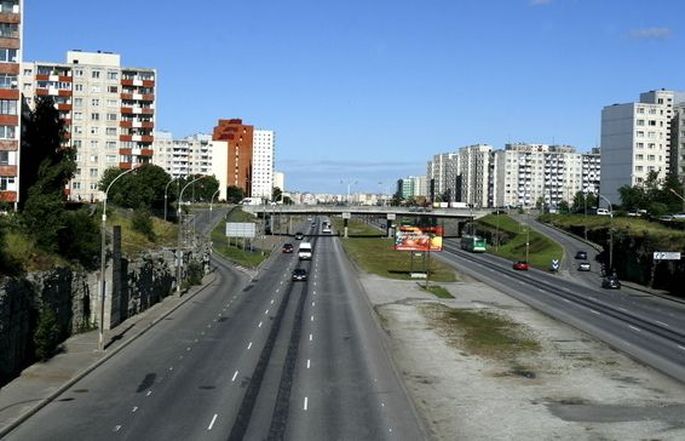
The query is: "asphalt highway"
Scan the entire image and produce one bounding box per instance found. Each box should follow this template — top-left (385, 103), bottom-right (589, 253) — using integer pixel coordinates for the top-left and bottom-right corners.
top-left (4, 216), bottom-right (424, 440)
top-left (439, 240), bottom-right (685, 383)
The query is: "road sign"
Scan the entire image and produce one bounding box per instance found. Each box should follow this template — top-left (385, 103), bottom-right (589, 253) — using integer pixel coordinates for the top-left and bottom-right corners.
top-left (342, 212), bottom-right (351, 219)
top-left (225, 222), bottom-right (256, 238)
top-left (653, 251), bottom-right (681, 261)
top-left (551, 259), bottom-right (560, 270)
top-left (387, 213), bottom-right (396, 220)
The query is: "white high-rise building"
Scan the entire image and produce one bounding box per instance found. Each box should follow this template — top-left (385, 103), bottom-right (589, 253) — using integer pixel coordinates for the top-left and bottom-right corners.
top-left (427, 152), bottom-right (458, 201)
top-left (671, 103), bottom-right (685, 183)
top-left (600, 89), bottom-right (682, 204)
top-left (274, 171), bottom-right (285, 192)
top-left (153, 132), bottom-right (214, 178)
top-left (457, 144), bottom-right (492, 207)
top-left (493, 143), bottom-right (584, 209)
top-left (252, 129), bottom-right (274, 199)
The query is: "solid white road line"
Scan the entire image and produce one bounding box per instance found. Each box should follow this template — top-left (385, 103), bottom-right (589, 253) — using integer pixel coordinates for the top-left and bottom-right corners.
top-left (656, 320), bottom-right (670, 328)
top-left (303, 397), bottom-right (309, 411)
top-left (247, 342), bottom-right (253, 350)
top-left (207, 414), bottom-right (218, 431)
top-left (678, 345), bottom-right (685, 351)
top-left (232, 370), bottom-right (239, 382)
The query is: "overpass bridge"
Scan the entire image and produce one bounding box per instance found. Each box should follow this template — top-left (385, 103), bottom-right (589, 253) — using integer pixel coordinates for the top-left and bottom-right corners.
top-left (240, 205), bottom-right (492, 238)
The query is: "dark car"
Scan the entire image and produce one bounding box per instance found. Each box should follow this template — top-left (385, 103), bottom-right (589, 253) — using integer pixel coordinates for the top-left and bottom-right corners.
top-left (294, 232), bottom-right (304, 240)
top-left (602, 277), bottom-right (621, 289)
top-left (282, 243), bottom-right (294, 253)
top-left (577, 261), bottom-right (591, 271)
top-left (513, 261), bottom-right (529, 271)
top-left (575, 250), bottom-right (588, 260)
top-left (292, 268), bottom-right (307, 281)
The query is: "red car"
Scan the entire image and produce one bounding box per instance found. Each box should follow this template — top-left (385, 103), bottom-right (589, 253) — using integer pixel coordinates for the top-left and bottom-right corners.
top-left (512, 261), bottom-right (529, 271)
top-left (282, 243), bottom-right (294, 253)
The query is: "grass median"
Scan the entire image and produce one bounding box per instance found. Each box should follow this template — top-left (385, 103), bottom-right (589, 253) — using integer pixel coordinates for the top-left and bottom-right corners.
top-left (211, 207), bottom-right (269, 268)
top-left (477, 214), bottom-right (563, 270)
top-left (332, 218), bottom-right (457, 282)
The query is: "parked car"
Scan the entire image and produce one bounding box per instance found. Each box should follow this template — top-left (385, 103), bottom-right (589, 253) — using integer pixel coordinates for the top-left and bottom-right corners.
top-left (596, 208), bottom-right (611, 216)
top-left (575, 250), bottom-right (588, 260)
top-left (602, 277), bottom-right (621, 289)
top-left (294, 232), bottom-right (304, 240)
top-left (577, 261), bottom-right (591, 271)
top-left (292, 268), bottom-right (308, 281)
top-left (512, 261), bottom-right (529, 271)
top-left (282, 243), bottom-right (294, 253)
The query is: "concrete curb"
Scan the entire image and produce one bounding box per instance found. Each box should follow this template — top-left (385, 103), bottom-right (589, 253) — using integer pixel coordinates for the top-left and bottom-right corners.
top-left (0, 271), bottom-right (219, 439)
top-left (539, 220), bottom-right (604, 252)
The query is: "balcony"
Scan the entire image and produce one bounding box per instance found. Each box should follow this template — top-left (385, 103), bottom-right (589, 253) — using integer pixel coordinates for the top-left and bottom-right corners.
top-left (121, 78), bottom-right (155, 88)
top-left (119, 162), bottom-right (132, 170)
top-left (0, 190), bottom-right (17, 202)
top-left (119, 148), bottom-right (132, 156)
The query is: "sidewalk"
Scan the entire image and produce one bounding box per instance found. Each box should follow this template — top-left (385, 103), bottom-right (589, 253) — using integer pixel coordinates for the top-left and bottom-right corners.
top-left (0, 272), bottom-right (217, 438)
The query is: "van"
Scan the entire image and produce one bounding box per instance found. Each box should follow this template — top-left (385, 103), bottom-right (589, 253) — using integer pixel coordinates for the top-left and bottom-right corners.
top-left (596, 208), bottom-right (611, 216)
top-left (298, 242), bottom-right (313, 260)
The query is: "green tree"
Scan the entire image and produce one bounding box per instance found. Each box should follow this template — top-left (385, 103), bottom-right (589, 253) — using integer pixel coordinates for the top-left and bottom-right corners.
top-left (571, 191), bottom-right (597, 213)
top-left (558, 200), bottom-right (570, 214)
top-left (272, 186), bottom-right (283, 202)
top-left (178, 175), bottom-right (219, 202)
top-left (132, 207), bottom-right (155, 241)
top-left (99, 164), bottom-right (171, 209)
top-left (618, 185), bottom-right (648, 212)
top-left (226, 185), bottom-right (245, 204)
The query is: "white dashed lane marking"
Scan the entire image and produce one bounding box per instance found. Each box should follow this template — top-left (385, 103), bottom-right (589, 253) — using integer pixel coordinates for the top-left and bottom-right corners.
top-left (303, 397), bottom-right (309, 411)
top-left (207, 414), bottom-right (218, 431)
top-left (232, 370), bottom-right (239, 382)
top-left (247, 342), bottom-right (253, 350)
top-left (132, 406), bottom-right (138, 413)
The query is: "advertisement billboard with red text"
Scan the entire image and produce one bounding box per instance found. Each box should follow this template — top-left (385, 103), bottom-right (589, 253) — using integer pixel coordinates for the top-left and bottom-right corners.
top-left (394, 226), bottom-right (443, 252)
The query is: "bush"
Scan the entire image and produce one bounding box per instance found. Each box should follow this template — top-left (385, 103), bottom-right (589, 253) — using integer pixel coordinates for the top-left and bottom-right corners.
top-left (132, 207), bottom-right (155, 241)
top-left (34, 306), bottom-right (61, 361)
top-left (186, 261), bottom-right (204, 286)
top-left (58, 209), bottom-right (101, 269)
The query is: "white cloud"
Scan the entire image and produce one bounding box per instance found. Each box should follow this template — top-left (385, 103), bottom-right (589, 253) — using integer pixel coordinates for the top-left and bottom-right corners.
top-left (630, 27), bottom-right (672, 40)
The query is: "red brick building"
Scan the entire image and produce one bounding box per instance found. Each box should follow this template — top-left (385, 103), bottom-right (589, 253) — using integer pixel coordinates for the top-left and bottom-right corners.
top-left (212, 119), bottom-right (254, 197)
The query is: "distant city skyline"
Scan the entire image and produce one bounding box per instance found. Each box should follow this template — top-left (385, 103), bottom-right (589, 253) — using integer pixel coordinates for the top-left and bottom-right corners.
top-left (24, 0), bottom-right (684, 192)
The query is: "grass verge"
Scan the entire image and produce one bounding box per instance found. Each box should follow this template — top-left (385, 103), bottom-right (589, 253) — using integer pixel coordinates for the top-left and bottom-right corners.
top-left (421, 284), bottom-right (454, 299)
top-left (210, 208), bottom-right (268, 268)
top-left (107, 209), bottom-right (178, 256)
top-left (477, 214), bottom-right (563, 270)
top-left (422, 304), bottom-right (540, 359)
top-left (332, 218), bottom-right (457, 282)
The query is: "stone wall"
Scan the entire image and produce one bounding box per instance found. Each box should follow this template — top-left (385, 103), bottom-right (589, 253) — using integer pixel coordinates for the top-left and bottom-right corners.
top-left (0, 241), bottom-right (211, 386)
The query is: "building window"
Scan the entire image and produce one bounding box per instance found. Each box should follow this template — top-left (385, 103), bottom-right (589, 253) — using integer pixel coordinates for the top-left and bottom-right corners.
top-left (91, 98), bottom-right (100, 107)
top-left (0, 73), bottom-right (17, 88)
top-left (91, 113), bottom-right (100, 121)
top-left (89, 168), bottom-right (98, 177)
top-left (0, 125), bottom-right (15, 139)
top-left (0, 176), bottom-right (15, 191)
top-left (0, 99), bottom-right (17, 115)
top-left (108, 71), bottom-right (118, 80)
top-left (74, 98), bottom-right (83, 107)
top-left (73, 112), bottom-right (83, 121)
top-left (89, 154), bottom-right (98, 162)
top-left (106, 127), bottom-right (117, 136)
top-left (635, 154), bottom-right (643, 160)
top-left (91, 85), bottom-right (101, 93)
top-left (74, 69), bottom-right (84, 77)
top-left (108, 86), bottom-right (118, 93)
top-left (636, 119), bottom-right (644, 126)
top-left (106, 141), bottom-right (117, 149)
top-left (90, 140), bottom-right (99, 149)
top-left (90, 127), bottom-right (99, 135)
top-left (0, 150), bottom-right (8, 165)
top-left (107, 113), bottom-right (117, 121)
top-left (73, 140), bottom-right (82, 148)
top-left (72, 181), bottom-right (80, 190)
top-left (74, 84), bottom-right (83, 92)
top-left (92, 70), bottom-right (101, 79)
top-left (0, 48), bottom-right (18, 63)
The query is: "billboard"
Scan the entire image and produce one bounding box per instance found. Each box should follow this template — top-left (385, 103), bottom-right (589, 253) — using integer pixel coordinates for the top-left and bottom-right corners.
top-left (226, 222), bottom-right (256, 238)
top-left (394, 226), bottom-right (443, 252)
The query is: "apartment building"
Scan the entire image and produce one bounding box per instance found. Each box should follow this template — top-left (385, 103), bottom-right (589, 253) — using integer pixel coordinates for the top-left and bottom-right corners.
top-left (426, 152), bottom-right (458, 201)
top-left (212, 119), bottom-right (254, 197)
top-left (153, 132), bottom-right (214, 178)
top-left (458, 144), bottom-right (492, 208)
top-left (274, 171), bottom-right (285, 191)
top-left (672, 103), bottom-right (685, 183)
top-left (582, 147), bottom-right (601, 196)
top-left (600, 89), bottom-right (684, 204)
top-left (0, 0), bottom-right (21, 208)
top-left (492, 143), bottom-right (584, 209)
top-left (22, 50), bottom-right (156, 202)
top-left (252, 129), bottom-right (274, 199)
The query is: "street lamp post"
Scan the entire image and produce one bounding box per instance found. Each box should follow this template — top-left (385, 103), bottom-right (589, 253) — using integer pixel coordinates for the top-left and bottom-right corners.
top-left (176, 176), bottom-right (208, 295)
top-left (99, 166), bottom-right (138, 351)
top-left (583, 192), bottom-right (588, 241)
top-left (598, 194), bottom-right (613, 272)
top-left (669, 188), bottom-right (685, 212)
top-left (164, 177), bottom-right (180, 222)
top-left (209, 188), bottom-right (221, 213)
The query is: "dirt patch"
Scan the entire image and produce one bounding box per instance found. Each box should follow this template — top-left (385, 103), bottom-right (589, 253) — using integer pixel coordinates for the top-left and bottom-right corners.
top-left (360, 275), bottom-right (685, 441)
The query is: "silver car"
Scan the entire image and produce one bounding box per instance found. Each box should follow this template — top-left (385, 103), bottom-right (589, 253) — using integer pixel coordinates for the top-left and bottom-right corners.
top-left (577, 262), bottom-right (591, 271)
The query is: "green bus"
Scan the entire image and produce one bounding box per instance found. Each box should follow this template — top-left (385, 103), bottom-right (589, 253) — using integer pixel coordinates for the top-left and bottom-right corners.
top-left (461, 235), bottom-right (487, 253)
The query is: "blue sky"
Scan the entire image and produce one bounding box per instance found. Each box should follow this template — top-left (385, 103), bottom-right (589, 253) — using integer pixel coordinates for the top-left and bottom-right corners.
top-left (25, 0), bottom-right (684, 193)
